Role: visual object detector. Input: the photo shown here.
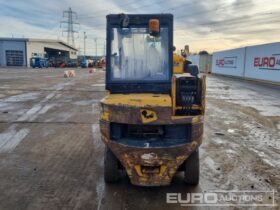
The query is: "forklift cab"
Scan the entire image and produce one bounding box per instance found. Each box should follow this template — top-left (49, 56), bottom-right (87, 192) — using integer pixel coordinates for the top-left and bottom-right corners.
top-left (106, 14), bottom-right (173, 94)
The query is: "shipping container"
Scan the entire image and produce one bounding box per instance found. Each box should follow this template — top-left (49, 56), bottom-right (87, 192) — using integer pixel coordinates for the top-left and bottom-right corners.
top-left (244, 42), bottom-right (280, 83)
top-left (212, 48), bottom-right (245, 77)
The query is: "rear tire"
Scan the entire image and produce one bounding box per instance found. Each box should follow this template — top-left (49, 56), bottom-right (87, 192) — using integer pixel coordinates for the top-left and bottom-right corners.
top-left (104, 147), bottom-right (120, 183)
top-left (184, 149), bottom-right (199, 185)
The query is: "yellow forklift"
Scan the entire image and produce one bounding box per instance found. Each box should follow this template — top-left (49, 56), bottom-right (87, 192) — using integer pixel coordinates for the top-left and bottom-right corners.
top-left (100, 14), bottom-right (206, 186)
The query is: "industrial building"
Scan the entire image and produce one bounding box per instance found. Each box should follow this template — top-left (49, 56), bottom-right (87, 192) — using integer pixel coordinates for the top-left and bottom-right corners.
top-left (0, 38), bottom-right (78, 67)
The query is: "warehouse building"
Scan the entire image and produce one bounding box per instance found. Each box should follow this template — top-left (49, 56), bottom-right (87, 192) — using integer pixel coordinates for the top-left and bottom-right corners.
top-left (0, 38), bottom-right (78, 67)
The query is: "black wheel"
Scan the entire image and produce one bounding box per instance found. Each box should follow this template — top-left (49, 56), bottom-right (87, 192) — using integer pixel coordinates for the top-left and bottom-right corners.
top-left (184, 149), bottom-right (199, 185)
top-left (104, 146), bottom-right (120, 183)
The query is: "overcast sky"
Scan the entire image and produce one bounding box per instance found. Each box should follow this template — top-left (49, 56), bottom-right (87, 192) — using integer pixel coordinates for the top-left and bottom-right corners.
top-left (0, 0), bottom-right (280, 55)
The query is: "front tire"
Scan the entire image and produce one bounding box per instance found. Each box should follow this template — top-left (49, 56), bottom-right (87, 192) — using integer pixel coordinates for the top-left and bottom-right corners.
top-left (184, 149), bottom-right (199, 185)
top-left (104, 147), bottom-right (120, 183)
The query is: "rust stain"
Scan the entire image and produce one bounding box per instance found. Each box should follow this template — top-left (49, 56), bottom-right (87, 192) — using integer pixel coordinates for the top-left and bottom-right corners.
top-left (100, 125), bottom-right (203, 186)
top-left (102, 105), bottom-right (204, 125)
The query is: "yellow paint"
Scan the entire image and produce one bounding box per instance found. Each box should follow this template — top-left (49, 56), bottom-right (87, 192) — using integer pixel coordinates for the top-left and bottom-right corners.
top-left (140, 109), bottom-right (158, 123)
top-left (134, 165), bottom-right (144, 177)
top-left (101, 94), bottom-right (171, 107)
top-left (192, 116), bottom-right (201, 123)
top-left (105, 90), bottom-right (110, 96)
top-left (171, 115), bottom-right (193, 120)
top-left (191, 141), bottom-right (198, 149)
top-left (175, 105), bottom-right (201, 110)
top-left (101, 112), bottom-right (110, 121)
top-left (172, 76), bottom-right (176, 115)
top-left (176, 156), bottom-right (186, 164)
top-left (173, 53), bottom-right (184, 74)
top-left (169, 168), bottom-right (176, 176)
top-left (159, 165), bottom-right (167, 176)
top-left (201, 75), bottom-right (206, 114)
top-left (123, 158), bottom-right (133, 176)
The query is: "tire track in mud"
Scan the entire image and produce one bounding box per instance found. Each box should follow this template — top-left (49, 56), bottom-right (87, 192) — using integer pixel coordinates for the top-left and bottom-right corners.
top-left (202, 98), bottom-right (280, 206)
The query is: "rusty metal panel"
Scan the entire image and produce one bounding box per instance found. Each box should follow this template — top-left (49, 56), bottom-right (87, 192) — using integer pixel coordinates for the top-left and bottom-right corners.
top-left (102, 104), bottom-right (203, 125)
top-left (106, 137), bottom-right (202, 186)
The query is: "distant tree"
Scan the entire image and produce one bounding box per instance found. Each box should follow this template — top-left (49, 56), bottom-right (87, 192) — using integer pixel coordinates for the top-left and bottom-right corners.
top-left (199, 50), bottom-right (209, 55)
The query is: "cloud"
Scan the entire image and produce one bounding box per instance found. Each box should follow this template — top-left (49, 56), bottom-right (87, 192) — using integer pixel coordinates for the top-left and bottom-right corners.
top-left (0, 16), bottom-right (56, 38)
top-left (0, 0), bottom-right (279, 54)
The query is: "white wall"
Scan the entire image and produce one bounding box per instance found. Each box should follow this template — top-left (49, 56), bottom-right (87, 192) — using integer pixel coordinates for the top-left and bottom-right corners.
top-left (188, 55), bottom-right (212, 73)
top-left (188, 55), bottom-right (200, 67)
top-left (26, 42), bottom-right (45, 67)
top-left (212, 48), bottom-right (245, 77)
top-left (244, 42), bottom-right (280, 83)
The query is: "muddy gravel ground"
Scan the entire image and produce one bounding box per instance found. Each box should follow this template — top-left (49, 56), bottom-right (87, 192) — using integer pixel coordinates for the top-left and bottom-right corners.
top-left (0, 68), bottom-right (279, 210)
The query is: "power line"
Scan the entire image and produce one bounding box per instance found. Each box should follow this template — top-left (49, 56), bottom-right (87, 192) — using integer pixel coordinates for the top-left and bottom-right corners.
top-left (60, 7), bottom-right (80, 47)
